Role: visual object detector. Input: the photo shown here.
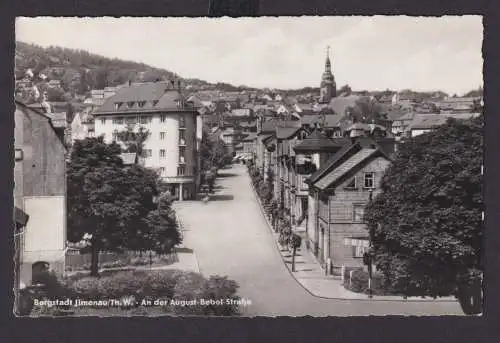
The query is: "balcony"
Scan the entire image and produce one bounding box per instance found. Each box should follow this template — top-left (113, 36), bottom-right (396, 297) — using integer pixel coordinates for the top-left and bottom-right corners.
top-left (179, 156), bottom-right (186, 164)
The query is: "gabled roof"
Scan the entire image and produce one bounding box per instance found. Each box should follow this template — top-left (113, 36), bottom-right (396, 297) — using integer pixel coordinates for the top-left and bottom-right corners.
top-left (314, 148), bottom-right (385, 190)
top-left (293, 130), bottom-right (340, 152)
top-left (300, 114), bottom-right (343, 128)
top-left (308, 137), bottom-right (382, 184)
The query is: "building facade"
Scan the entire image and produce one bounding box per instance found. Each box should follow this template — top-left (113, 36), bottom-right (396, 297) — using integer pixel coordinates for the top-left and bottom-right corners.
top-left (94, 81), bottom-right (201, 201)
top-left (14, 101), bottom-right (67, 286)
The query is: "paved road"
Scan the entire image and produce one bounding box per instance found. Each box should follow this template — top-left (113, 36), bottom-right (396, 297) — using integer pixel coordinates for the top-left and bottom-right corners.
top-left (174, 164), bottom-right (465, 317)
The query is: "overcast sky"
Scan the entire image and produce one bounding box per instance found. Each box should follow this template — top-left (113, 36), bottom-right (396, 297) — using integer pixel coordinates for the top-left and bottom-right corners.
top-left (16, 16), bottom-right (483, 95)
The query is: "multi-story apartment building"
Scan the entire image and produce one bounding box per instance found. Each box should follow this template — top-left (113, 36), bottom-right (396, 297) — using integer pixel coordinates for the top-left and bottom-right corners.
top-left (94, 81), bottom-right (201, 201)
top-left (14, 101), bottom-right (67, 287)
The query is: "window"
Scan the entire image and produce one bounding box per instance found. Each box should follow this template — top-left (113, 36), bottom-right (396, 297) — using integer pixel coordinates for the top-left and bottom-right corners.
top-left (159, 167), bottom-right (165, 174)
top-left (145, 149), bottom-right (152, 158)
top-left (112, 117), bottom-right (123, 125)
top-left (179, 116), bottom-right (186, 128)
top-left (152, 100), bottom-right (159, 107)
top-left (138, 101), bottom-right (146, 108)
top-left (128, 101), bottom-right (135, 108)
top-left (126, 116), bottom-right (137, 125)
top-left (100, 118), bottom-right (106, 125)
top-left (353, 204), bottom-right (366, 222)
top-left (179, 130), bottom-right (186, 145)
top-left (177, 166), bottom-right (186, 176)
top-left (364, 172), bottom-right (375, 189)
top-left (179, 146), bottom-right (186, 163)
top-left (160, 115), bottom-right (166, 123)
top-left (160, 132), bottom-right (166, 140)
top-left (112, 132), bottom-right (118, 141)
top-left (159, 149), bottom-right (166, 158)
top-left (345, 177), bottom-right (356, 189)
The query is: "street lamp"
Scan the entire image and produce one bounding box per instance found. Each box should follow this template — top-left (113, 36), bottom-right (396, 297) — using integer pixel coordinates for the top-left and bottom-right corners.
top-left (367, 189), bottom-right (374, 299)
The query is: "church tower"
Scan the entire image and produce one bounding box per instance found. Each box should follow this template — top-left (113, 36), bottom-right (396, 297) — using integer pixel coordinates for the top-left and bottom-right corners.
top-left (319, 46), bottom-right (336, 103)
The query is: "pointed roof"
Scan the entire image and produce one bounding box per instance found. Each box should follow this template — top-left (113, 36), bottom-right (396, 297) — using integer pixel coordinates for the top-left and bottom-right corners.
top-left (314, 148), bottom-right (386, 190)
top-left (293, 130), bottom-right (339, 152)
top-left (308, 137), bottom-right (392, 186)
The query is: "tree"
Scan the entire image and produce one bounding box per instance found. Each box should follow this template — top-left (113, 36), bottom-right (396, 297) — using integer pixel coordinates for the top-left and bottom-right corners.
top-left (67, 137), bottom-right (170, 276)
top-left (290, 234), bottom-right (302, 272)
top-left (143, 193), bottom-right (182, 256)
top-left (346, 97), bottom-right (386, 124)
top-left (364, 116), bottom-right (483, 309)
top-left (115, 125), bottom-right (150, 158)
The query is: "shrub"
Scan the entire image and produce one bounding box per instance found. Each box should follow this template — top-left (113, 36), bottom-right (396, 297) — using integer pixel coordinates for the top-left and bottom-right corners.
top-left (343, 269), bottom-right (399, 296)
top-left (169, 273), bottom-right (240, 316)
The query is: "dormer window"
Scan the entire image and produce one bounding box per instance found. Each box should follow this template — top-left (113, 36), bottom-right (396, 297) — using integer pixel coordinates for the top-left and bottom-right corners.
top-left (138, 101), bottom-right (146, 108)
top-left (152, 100), bottom-right (159, 107)
top-left (114, 102), bottom-right (123, 110)
top-left (128, 101), bottom-right (135, 108)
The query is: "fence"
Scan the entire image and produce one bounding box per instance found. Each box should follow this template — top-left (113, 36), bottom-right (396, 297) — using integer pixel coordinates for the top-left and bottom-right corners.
top-left (65, 249), bottom-right (178, 270)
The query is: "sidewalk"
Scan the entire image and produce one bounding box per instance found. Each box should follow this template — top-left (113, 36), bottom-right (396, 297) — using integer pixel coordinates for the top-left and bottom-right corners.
top-left (249, 173), bottom-right (457, 303)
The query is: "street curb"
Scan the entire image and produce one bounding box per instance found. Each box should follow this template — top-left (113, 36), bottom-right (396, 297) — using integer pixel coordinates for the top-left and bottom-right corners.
top-left (246, 169), bottom-right (458, 303)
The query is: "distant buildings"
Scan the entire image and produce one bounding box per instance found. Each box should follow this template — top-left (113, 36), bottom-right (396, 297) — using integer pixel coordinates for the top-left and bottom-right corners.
top-left (14, 101), bottom-right (67, 287)
top-left (93, 81), bottom-right (202, 201)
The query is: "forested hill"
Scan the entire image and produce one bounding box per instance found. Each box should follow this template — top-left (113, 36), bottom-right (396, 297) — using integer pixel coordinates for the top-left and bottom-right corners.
top-left (15, 41), bottom-right (215, 94)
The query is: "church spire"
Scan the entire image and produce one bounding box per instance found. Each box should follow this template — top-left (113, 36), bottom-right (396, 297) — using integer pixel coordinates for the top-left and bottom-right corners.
top-left (325, 46), bottom-right (331, 72)
top-left (319, 45), bottom-right (336, 103)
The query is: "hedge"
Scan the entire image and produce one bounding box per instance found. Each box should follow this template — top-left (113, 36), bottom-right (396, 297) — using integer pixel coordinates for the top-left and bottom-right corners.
top-left (343, 268), bottom-right (401, 296)
top-left (24, 269), bottom-right (241, 317)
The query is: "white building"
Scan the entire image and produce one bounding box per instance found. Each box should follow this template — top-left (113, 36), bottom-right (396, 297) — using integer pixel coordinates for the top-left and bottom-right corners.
top-left (93, 81), bottom-right (201, 201)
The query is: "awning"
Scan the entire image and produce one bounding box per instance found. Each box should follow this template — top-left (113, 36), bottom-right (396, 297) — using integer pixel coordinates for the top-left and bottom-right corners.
top-left (14, 207), bottom-right (29, 226)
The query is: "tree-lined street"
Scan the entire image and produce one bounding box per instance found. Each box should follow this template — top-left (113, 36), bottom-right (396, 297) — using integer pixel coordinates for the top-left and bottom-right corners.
top-left (174, 164), bottom-right (464, 316)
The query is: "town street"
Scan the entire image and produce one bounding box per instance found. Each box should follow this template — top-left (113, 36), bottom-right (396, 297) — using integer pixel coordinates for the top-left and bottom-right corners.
top-left (173, 164), bottom-right (465, 317)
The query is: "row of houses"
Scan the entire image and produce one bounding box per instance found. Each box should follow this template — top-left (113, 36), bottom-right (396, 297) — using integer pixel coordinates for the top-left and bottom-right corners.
top-left (250, 116), bottom-right (395, 272)
top-left (248, 105), bottom-right (479, 273)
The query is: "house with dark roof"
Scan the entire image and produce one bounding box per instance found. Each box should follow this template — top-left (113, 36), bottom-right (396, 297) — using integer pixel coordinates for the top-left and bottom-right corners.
top-left (408, 112), bottom-right (480, 137)
top-left (93, 81), bottom-right (201, 201)
top-left (305, 137), bottom-right (392, 272)
top-left (14, 101), bottom-right (67, 289)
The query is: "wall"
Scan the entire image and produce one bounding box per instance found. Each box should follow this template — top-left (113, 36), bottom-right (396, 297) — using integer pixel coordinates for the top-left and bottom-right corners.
top-left (15, 105), bottom-right (67, 284)
top-left (21, 108), bottom-right (66, 197)
top-left (319, 156), bottom-right (390, 268)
